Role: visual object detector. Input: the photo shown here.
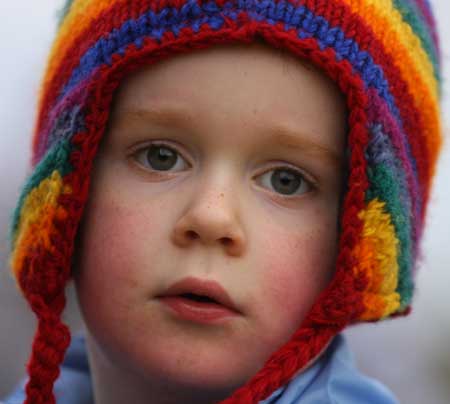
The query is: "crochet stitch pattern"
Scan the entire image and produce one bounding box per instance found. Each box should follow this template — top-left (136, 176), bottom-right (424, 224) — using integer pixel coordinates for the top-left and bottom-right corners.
top-left (8, 0), bottom-right (442, 402)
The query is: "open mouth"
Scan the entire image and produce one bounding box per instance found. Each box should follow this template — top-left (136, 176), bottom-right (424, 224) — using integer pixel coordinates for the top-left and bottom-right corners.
top-left (179, 293), bottom-right (219, 304)
top-left (156, 277), bottom-right (241, 323)
top-left (157, 292), bottom-right (239, 324)
top-left (157, 276), bottom-right (240, 315)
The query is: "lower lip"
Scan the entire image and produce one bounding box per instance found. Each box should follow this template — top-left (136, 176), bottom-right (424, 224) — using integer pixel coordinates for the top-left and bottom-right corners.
top-left (158, 296), bottom-right (239, 324)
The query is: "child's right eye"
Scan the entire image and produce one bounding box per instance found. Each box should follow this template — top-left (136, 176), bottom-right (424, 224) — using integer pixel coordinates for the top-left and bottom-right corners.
top-left (131, 142), bottom-right (315, 198)
top-left (133, 142), bottom-right (190, 173)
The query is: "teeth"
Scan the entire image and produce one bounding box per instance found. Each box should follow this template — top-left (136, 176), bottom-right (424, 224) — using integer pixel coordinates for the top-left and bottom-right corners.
top-left (181, 293), bottom-right (216, 303)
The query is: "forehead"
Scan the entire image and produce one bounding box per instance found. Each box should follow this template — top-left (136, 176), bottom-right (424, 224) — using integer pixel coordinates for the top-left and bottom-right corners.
top-left (109, 42), bottom-right (347, 157)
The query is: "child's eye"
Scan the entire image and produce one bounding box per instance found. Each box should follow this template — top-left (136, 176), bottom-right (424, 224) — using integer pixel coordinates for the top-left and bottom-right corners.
top-left (132, 142), bottom-right (314, 197)
top-left (133, 142), bottom-right (189, 172)
top-left (255, 166), bottom-right (314, 197)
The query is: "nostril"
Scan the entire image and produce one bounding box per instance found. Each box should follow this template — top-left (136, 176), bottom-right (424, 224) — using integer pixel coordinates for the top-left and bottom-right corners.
top-left (221, 237), bottom-right (232, 246)
top-left (186, 230), bottom-right (198, 240)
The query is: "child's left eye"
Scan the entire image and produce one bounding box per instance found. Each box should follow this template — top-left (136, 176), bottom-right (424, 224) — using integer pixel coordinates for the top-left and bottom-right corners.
top-left (132, 142), bottom-right (314, 197)
top-left (255, 167), bottom-right (314, 197)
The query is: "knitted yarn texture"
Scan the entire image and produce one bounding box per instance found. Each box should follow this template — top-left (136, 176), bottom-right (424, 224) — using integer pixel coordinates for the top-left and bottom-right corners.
top-left (8, 0), bottom-right (443, 403)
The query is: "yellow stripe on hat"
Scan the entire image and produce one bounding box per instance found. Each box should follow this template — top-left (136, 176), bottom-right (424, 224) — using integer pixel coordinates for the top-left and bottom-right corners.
top-left (352, 198), bottom-right (401, 320)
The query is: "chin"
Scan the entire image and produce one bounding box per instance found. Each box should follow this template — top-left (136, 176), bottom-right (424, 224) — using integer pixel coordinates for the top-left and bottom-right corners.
top-left (136, 343), bottom-right (257, 391)
top-left (84, 309), bottom-right (267, 396)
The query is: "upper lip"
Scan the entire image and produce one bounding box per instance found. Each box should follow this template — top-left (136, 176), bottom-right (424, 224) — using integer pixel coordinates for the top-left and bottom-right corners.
top-left (157, 276), bottom-right (240, 313)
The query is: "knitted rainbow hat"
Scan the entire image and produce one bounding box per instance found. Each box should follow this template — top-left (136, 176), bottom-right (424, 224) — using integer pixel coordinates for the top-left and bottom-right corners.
top-left (8, 0), bottom-right (443, 402)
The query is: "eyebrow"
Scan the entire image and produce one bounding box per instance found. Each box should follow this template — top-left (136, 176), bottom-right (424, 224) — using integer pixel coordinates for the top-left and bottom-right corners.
top-left (119, 105), bottom-right (193, 127)
top-left (119, 105), bottom-right (343, 167)
top-left (265, 130), bottom-right (343, 168)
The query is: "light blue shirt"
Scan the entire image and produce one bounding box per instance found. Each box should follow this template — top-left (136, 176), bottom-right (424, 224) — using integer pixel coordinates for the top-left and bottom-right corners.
top-left (2, 332), bottom-right (399, 404)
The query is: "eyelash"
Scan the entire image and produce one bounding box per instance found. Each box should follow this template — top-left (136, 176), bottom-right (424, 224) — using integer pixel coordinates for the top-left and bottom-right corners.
top-left (130, 141), bottom-right (316, 198)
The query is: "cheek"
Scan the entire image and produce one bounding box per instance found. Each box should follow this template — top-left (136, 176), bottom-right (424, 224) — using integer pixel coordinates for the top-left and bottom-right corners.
top-left (74, 195), bottom-right (163, 323)
top-left (256, 225), bottom-right (337, 337)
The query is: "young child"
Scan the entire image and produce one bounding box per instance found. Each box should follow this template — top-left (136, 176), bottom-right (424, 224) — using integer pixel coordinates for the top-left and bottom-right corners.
top-left (3, 0), bottom-right (443, 403)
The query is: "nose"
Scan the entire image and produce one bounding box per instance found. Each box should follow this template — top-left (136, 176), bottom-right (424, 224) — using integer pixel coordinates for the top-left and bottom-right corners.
top-left (171, 189), bottom-right (246, 257)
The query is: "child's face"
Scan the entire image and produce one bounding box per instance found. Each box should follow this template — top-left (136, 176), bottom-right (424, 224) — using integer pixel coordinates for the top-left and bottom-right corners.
top-left (73, 42), bottom-right (347, 398)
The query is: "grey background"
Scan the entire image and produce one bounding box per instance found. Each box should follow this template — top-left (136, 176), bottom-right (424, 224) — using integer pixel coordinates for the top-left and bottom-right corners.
top-left (1, 1), bottom-right (449, 402)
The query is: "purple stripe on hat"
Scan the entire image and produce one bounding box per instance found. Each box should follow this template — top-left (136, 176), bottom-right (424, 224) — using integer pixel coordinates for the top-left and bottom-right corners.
top-left (367, 121), bottom-right (412, 216)
top-left (45, 105), bottom-right (86, 151)
top-left (33, 69), bottom-right (100, 166)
